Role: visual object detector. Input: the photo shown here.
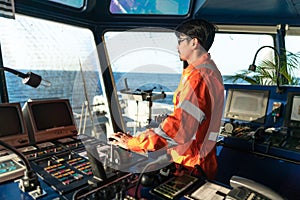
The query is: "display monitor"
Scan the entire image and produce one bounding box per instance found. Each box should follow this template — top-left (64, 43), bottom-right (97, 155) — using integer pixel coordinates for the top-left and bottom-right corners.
top-left (22, 99), bottom-right (78, 144)
top-left (284, 92), bottom-right (300, 129)
top-left (0, 103), bottom-right (29, 147)
top-left (224, 89), bottom-right (270, 124)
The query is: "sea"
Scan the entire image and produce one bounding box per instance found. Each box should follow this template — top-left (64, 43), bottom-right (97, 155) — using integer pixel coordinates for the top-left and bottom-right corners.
top-left (4, 70), bottom-right (235, 112)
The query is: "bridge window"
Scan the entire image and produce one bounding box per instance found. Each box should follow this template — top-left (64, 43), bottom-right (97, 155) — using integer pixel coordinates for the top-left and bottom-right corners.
top-left (109, 0), bottom-right (190, 15)
top-left (47, 0), bottom-right (85, 9)
top-left (104, 30), bottom-right (182, 133)
top-left (211, 33), bottom-right (274, 84)
top-left (285, 35), bottom-right (300, 79)
top-left (0, 14), bottom-right (112, 139)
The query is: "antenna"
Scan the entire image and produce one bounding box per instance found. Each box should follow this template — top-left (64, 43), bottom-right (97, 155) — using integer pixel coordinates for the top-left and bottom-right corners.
top-left (78, 60), bottom-right (97, 136)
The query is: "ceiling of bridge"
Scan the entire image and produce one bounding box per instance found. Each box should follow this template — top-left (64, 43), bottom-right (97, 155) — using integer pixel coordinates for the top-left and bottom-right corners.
top-left (14, 0), bottom-right (300, 27)
top-left (194, 0), bottom-right (300, 26)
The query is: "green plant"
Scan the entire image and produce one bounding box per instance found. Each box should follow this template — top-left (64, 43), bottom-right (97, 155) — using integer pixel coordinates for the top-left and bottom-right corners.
top-left (225, 50), bottom-right (300, 85)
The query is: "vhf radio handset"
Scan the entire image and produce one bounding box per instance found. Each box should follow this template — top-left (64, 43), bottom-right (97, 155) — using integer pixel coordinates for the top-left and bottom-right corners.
top-left (226, 176), bottom-right (284, 200)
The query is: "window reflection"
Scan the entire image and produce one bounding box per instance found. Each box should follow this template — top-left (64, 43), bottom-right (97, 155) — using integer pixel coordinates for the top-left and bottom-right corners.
top-left (47, 0), bottom-right (85, 8)
top-left (104, 31), bottom-right (182, 134)
top-left (110, 0), bottom-right (190, 15)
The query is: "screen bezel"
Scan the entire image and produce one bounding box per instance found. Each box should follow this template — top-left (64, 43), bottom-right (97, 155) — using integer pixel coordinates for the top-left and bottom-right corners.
top-left (224, 88), bottom-right (270, 124)
top-left (284, 92), bottom-right (300, 129)
top-left (23, 99), bottom-right (77, 143)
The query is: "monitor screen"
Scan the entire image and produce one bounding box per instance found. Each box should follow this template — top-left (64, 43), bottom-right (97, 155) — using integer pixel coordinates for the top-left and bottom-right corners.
top-left (224, 89), bottom-right (269, 124)
top-left (31, 101), bottom-right (74, 131)
top-left (284, 92), bottom-right (300, 129)
top-left (0, 103), bottom-right (29, 147)
top-left (0, 103), bottom-right (24, 136)
top-left (22, 99), bottom-right (77, 143)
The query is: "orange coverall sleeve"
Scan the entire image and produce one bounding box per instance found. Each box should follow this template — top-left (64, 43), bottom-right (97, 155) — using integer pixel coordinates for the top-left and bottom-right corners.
top-left (127, 129), bottom-right (168, 153)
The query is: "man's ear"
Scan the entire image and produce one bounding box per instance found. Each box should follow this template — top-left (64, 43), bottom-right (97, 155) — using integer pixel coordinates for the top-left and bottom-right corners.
top-left (193, 38), bottom-right (201, 46)
top-left (191, 38), bottom-right (199, 49)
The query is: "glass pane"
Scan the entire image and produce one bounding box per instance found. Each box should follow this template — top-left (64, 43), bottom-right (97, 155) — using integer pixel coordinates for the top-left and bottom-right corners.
top-left (110, 0), bottom-right (190, 15)
top-left (0, 14), bottom-right (112, 139)
top-left (47, 0), bottom-right (85, 9)
top-left (285, 35), bottom-right (300, 80)
top-left (211, 33), bottom-right (274, 84)
top-left (104, 30), bottom-right (182, 134)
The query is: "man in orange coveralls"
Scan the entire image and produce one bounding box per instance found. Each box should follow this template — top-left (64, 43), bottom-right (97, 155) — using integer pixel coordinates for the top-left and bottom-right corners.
top-left (110, 19), bottom-right (224, 180)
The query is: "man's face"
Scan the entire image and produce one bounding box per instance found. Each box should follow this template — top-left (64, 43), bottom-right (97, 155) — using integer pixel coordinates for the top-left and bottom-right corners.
top-left (176, 34), bottom-right (193, 61)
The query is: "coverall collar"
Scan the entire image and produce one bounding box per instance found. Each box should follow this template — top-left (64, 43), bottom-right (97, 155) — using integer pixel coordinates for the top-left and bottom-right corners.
top-left (184, 53), bottom-right (211, 75)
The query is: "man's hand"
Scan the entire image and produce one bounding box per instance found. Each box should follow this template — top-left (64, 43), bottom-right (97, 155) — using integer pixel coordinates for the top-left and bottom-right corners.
top-left (108, 132), bottom-right (132, 149)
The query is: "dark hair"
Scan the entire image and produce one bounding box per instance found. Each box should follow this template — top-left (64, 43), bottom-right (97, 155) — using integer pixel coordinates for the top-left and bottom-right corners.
top-left (175, 19), bottom-right (216, 51)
